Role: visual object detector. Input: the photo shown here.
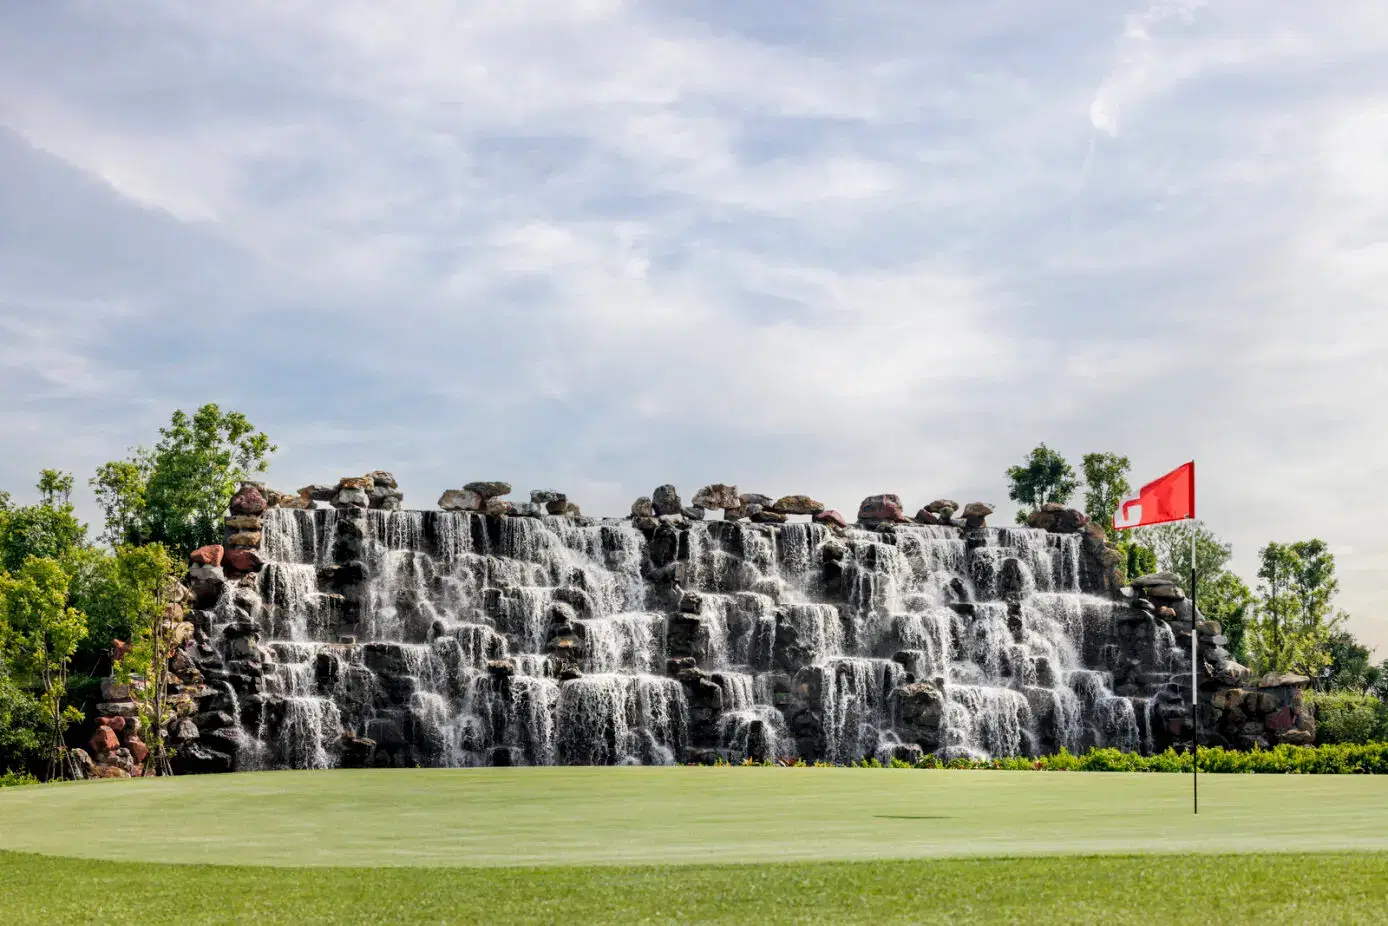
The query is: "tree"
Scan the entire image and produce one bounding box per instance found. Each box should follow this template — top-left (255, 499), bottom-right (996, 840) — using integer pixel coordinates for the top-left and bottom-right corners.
top-left (1081, 452), bottom-right (1131, 534)
top-left (92, 404), bottom-right (275, 556)
top-left (1006, 444), bottom-right (1079, 524)
top-left (1117, 537), bottom-right (1158, 583)
top-left (1325, 630), bottom-right (1377, 694)
top-left (1246, 540), bottom-right (1344, 679)
top-left (1199, 571), bottom-right (1255, 665)
top-left (0, 471), bottom-right (87, 574)
top-left (0, 557), bottom-right (88, 780)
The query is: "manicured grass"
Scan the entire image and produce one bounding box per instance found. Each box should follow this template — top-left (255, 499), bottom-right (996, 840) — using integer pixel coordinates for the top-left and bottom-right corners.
top-left (3, 770), bottom-right (1387, 923)
top-left (2, 850), bottom-right (1387, 924)
top-left (2, 768), bottom-right (1388, 866)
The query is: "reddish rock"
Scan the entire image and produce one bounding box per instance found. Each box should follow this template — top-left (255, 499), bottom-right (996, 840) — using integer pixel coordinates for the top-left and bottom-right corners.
top-left (189, 544), bottom-right (224, 567)
top-left (857, 494), bottom-right (905, 522)
top-left (1264, 706), bottom-right (1295, 732)
top-left (96, 716), bottom-right (127, 733)
top-left (813, 509), bottom-right (849, 529)
top-left (126, 737), bottom-right (150, 764)
top-left (914, 507), bottom-right (941, 525)
top-left (90, 727), bottom-right (119, 755)
top-left (229, 485), bottom-right (268, 516)
top-left (89, 765), bottom-right (131, 780)
top-left (223, 548), bottom-right (264, 575)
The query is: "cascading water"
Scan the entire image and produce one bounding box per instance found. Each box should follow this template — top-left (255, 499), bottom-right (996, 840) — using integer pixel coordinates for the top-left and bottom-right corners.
top-left (204, 507), bottom-right (1183, 770)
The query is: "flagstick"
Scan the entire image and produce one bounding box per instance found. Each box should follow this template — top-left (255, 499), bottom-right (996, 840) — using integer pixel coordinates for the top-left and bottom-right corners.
top-left (1190, 515), bottom-right (1198, 815)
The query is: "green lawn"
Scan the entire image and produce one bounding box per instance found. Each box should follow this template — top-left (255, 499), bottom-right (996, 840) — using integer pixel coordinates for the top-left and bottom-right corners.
top-left (2, 769), bottom-right (1387, 923)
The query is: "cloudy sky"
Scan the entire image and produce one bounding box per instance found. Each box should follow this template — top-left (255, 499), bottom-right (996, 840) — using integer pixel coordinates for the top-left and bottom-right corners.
top-left (1, 1), bottom-right (1385, 652)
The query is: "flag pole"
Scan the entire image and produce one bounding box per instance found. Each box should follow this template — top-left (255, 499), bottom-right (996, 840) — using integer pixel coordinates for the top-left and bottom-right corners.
top-left (1190, 514), bottom-right (1198, 815)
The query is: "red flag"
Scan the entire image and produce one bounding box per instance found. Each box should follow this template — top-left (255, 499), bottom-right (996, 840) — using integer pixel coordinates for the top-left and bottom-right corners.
top-left (1112, 461), bottom-right (1195, 530)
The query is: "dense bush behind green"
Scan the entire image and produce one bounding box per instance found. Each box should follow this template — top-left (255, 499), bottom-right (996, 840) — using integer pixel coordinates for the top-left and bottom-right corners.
top-left (727, 743), bottom-right (1388, 773)
top-left (1307, 691), bottom-right (1388, 745)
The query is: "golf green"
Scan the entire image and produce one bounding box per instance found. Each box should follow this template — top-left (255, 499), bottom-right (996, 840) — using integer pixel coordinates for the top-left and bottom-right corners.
top-left (3, 767), bottom-right (1387, 867)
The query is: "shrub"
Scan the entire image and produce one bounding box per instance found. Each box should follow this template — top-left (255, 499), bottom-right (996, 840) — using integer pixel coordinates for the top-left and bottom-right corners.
top-left (1308, 692), bottom-right (1388, 745)
top-left (0, 770), bottom-right (39, 788)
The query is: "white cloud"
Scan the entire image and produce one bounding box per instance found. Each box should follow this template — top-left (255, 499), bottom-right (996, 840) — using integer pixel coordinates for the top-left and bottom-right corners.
top-left (1, 0), bottom-right (1388, 651)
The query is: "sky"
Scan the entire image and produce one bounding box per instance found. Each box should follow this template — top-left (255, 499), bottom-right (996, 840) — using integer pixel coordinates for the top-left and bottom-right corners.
top-left (1, 0), bottom-right (1385, 653)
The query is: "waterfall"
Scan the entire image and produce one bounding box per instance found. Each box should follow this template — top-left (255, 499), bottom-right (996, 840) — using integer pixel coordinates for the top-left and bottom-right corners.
top-left (221, 503), bottom-right (1174, 769)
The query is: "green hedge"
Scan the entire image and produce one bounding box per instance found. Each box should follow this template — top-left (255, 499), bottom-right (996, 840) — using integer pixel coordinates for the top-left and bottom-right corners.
top-left (1308, 692), bottom-right (1388, 745)
top-left (722, 743), bottom-right (1388, 773)
top-left (908, 744), bottom-right (1388, 773)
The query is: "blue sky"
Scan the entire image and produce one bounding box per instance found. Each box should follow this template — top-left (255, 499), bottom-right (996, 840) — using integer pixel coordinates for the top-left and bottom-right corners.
top-left (2, 0), bottom-right (1385, 652)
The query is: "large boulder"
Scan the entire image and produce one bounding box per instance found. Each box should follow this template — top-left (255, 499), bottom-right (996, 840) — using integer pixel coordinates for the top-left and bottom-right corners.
top-left (631, 497), bottom-right (656, 518)
top-left (652, 485), bottom-right (682, 516)
top-left (1257, 672), bottom-right (1311, 689)
top-left (224, 515), bottom-right (263, 531)
top-left (229, 485), bottom-right (267, 516)
top-left (331, 488), bottom-right (370, 510)
top-left (223, 549), bottom-right (264, 575)
top-left (439, 488), bottom-right (483, 512)
top-left (963, 502), bottom-right (995, 518)
top-left (925, 499), bottom-right (959, 516)
top-left (367, 471), bottom-right (398, 490)
top-left (464, 481), bottom-right (511, 499)
top-left (890, 682), bottom-right (945, 751)
top-left (186, 564), bottom-right (227, 608)
top-left (857, 494), bottom-right (905, 523)
top-left (771, 495), bottom-right (825, 516)
top-left (300, 484), bottom-right (337, 503)
top-left (813, 509), bottom-right (848, 530)
top-left (692, 484), bottom-right (739, 510)
top-left (483, 498), bottom-right (514, 518)
top-left (189, 545), bottom-right (224, 567)
top-left (89, 727), bottom-right (119, 755)
top-left (1027, 503), bottom-right (1090, 533)
top-left (225, 531), bottom-right (262, 549)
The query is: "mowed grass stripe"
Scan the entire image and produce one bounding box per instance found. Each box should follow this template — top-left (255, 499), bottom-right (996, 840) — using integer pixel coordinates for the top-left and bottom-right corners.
top-left (2, 850), bottom-right (1386, 925)
top-left (2, 768), bottom-right (1387, 867)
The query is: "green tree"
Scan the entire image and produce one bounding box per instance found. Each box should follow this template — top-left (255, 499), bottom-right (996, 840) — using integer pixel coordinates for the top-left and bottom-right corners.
top-left (1117, 537), bottom-right (1158, 583)
top-left (1247, 540), bottom-right (1344, 679)
top-left (1081, 452), bottom-right (1131, 534)
top-left (92, 404), bottom-right (275, 556)
top-left (1325, 630), bottom-right (1377, 694)
top-left (0, 471), bottom-right (87, 574)
top-left (1199, 571), bottom-right (1255, 665)
top-left (0, 557), bottom-right (89, 780)
top-left (1006, 444), bottom-right (1079, 524)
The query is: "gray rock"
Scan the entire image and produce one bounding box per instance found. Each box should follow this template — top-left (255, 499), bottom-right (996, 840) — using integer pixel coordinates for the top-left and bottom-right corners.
top-left (631, 497), bottom-right (655, 518)
top-left (925, 499), bottom-right (959, 514)
top-left (692, 484), bottom-right (739, 510)
top-left (300, 484), bottom-right (338, 503)
top-left (682, 506), bottom-right (706, 521)
top-left (652, 485), bottom-right (682, 516)
top-left (963, 501), bottom-right (995, 518)
top-left (332, 487), bottom-right (371, 509)
top-left (439, 488), bottom-right (483, 512)
top-left (751, 509), bottom-right (787, 524)
top-left (739, 493), bottom-right (774, 508)
top-left (531, 489), bottom-right (566, 506)
top-left (483, 498), bottom-right (515, 518)
top-left (464, 481), bottom-right (512, 499)
top-left (366, 471), bottom-right (398, 490)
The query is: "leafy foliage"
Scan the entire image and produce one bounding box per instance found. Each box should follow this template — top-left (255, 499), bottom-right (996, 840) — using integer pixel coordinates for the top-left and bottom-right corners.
top-left (1306, 692), bottom-right (1388, 745)
top-left (92, 403), bottom-right (275, 556)
top-left (1080, 452), bottom-right (1130, 533)
top-left (1247, 540), bottom-right (1344, 679)
top-left (1006, 444), bottom-right (1079, 523)
top-left (0, 556), bottom-right (88, 777)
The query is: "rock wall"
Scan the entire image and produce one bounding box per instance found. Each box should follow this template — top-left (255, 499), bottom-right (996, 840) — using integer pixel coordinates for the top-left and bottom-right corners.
top-left (81, 476), bottom-right (1309, 776)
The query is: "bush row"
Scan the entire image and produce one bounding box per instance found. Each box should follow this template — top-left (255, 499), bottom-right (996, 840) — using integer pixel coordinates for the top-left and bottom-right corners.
top-left (714, 743), bottom-right (1388, 773)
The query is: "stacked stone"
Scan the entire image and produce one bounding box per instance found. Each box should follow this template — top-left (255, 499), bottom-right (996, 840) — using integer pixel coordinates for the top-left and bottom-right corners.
top-left (629, 484), bottom-right (832, 531)
top-left (438, 482), bottom-right (582, 519)
top-left (79, 582), bottom-right (203, 779)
